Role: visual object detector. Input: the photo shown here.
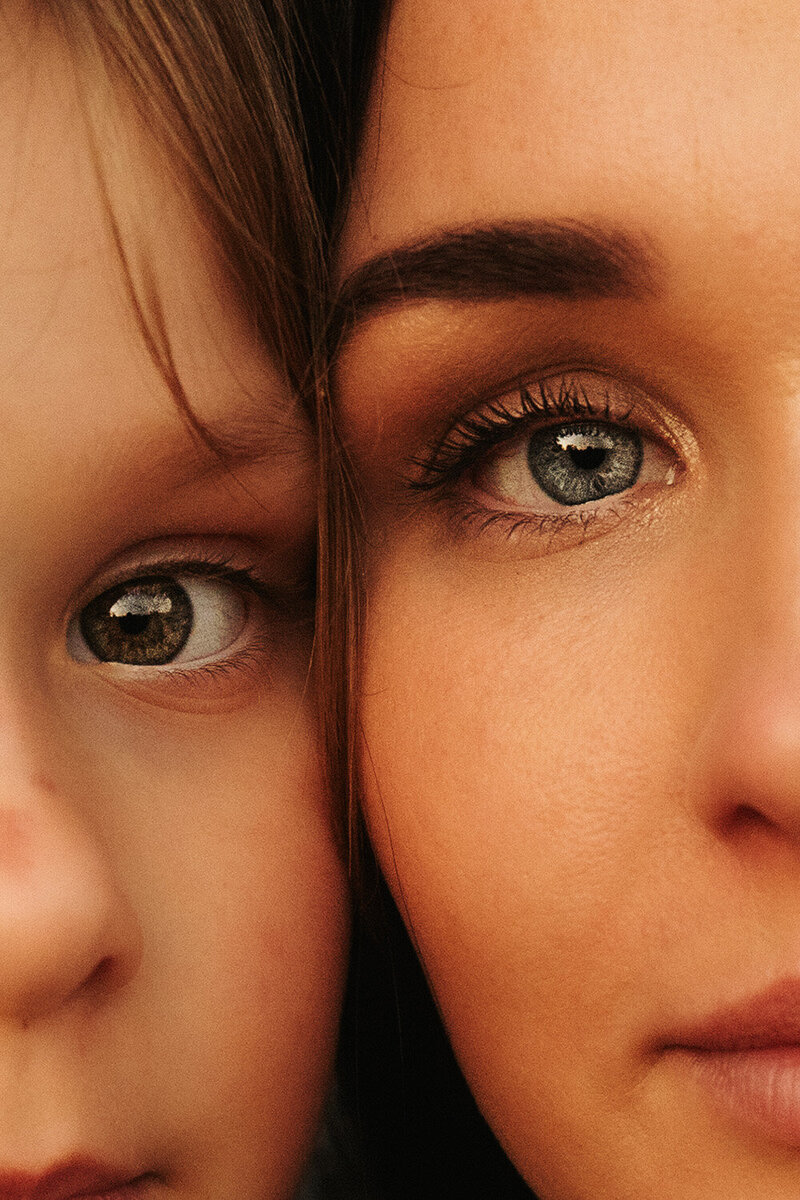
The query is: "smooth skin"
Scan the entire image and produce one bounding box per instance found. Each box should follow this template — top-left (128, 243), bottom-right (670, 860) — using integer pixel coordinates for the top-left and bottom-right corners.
top-left (0, 13), bottom-right (347, 1199)
top-left (336, 1), bottom-right (800, 1197)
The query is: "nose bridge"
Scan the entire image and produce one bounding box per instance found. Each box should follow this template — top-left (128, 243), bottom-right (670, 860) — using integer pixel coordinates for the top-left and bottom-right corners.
top-left (706, 387), bottom-right (800, 653)
top-left (692, 456), bottom-right (800, 840)
top-left (0, 709), bottom-right (141, 1025)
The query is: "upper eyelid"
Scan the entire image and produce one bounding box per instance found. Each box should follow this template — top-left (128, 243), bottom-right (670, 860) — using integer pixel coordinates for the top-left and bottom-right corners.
top-left (408, 371), bottom-right (648, 490)
top-left (64, 541), bottom-right (277, 618)
top-left (86, 558), bottom-right (315, 639)
top-left (97, 558), bottom-right (265, 593)
top-left (92, 559), bottom-right (296, 622)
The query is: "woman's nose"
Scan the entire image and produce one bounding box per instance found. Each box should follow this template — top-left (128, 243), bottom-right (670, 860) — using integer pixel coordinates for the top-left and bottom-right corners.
top-left (0, 782), bottom-right (141, 1024)
top-left (689, 445), bottom-right (800, 846)
top-left (698, 658), bottom-right (800, 840)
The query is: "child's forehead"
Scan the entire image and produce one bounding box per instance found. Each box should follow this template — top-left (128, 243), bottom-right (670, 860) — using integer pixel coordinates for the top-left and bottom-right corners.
top-left (0, 13), bottom-right (297, 459)
top-left (343, 0), bottom-right (800, 279)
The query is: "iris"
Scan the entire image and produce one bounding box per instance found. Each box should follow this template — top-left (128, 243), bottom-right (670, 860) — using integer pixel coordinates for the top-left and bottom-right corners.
top-left (79, 576), bottom-right (192, 665)
top-left (526, 420), bottom-right (643, 506)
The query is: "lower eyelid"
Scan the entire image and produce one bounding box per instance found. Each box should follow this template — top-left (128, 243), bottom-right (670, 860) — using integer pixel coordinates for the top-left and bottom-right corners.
top-left (440, 486), bottom-right (666, 558)
top-left (86, 633), bottom-right (280, 713)
top-left (135, 633), bottom-right (274, 683)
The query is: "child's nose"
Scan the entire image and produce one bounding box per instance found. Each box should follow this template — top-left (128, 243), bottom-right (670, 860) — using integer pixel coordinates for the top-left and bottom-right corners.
top-left (0, 783), bottom-right (141, 1024)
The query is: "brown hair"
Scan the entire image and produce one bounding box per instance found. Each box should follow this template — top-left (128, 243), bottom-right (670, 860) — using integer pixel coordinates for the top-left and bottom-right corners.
top-left (40, 0), bottom-right (387, 865)
top-left (316, 368), bottom-right (366, 863)
top-left (313, 3), bottom-right (398, 876)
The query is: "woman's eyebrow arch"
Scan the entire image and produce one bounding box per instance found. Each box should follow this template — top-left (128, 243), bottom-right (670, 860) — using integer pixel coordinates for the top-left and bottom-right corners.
top-left (334, 219), bottom-right (660, 339)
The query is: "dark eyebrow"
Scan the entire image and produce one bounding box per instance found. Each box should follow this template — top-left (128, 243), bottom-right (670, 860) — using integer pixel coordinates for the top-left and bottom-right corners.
top-left (334, 220), bottom-right (659, 340)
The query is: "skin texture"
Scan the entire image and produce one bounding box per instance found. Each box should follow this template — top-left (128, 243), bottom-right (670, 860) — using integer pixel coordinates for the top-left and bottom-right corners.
top-left (335, 1), bottom-right (800, 1197)
top-left (0, 14), bottom-right (347, 1199)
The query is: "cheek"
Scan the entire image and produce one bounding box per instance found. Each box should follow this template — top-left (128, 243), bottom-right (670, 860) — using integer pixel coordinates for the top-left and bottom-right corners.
top-left (161, 764), bottom-right (348, 1192)
top-left (362, 537), bottom-right (698, 921)
top-left (359, 533), bottom-right (727, 1165)
top-left (67, 678), bottom-right (349, 1192)
top-left (164, 755), bottom-right (347, 1194)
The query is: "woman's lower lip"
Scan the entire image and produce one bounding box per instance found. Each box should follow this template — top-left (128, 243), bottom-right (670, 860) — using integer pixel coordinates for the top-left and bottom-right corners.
top-left (72, 1180), bottom-right (160, 1200)
top-left (681, 1045), bottom-right (800, 1146)
top-left (0, 1175), bottom-right (162, 1200)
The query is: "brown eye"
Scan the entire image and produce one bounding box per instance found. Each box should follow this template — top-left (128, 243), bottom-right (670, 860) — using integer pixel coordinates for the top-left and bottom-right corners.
top-left (68, 573), bottom-right (247, 668)
top-left (78, 576), bottom-right (193, 665)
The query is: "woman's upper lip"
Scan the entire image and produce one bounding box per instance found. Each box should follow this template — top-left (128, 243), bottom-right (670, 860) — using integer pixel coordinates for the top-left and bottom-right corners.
top-left (671, 976), bottom-right (800, 1052)
top-left (0, 1158), bottom-right (142, 1200)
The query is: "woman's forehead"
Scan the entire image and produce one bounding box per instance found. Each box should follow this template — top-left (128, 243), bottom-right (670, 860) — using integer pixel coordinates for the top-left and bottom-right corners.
top-left (341, 0), bottom-right (800, 276)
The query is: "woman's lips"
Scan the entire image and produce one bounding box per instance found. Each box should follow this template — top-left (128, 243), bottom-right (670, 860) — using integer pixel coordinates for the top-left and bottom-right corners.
top-left (0, 1160), bottom-right (158, 1200)
top-left (669, 977), bottom-right (800, 1146)
top-left (673, 976), bottom-right (800, 1051)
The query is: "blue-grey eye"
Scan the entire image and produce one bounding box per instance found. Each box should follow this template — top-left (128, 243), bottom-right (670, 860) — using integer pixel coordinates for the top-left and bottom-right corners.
top-left (527, 421), bottom-right (643, 507)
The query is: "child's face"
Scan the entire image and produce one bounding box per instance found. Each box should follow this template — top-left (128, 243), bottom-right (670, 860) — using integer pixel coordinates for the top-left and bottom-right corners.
top-left (336, 1), bottom-right (800, 1196)
top-left (0, 23), bottom-right (346, 1200)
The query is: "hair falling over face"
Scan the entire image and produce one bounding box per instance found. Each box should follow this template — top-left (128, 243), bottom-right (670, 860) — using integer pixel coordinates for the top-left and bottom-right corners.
top-left (0, 2), bottom-right (361, 1198)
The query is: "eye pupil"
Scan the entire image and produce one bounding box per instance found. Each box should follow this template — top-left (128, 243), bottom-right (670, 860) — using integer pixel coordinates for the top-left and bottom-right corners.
top-left (117, 613), bottom-right (152, 637)
top-left (79, 576), bottom-right (193, 665)
top-left (568, 445), bottom-right (607, 472)
top-left (527, 420), bottom-right (643, 507)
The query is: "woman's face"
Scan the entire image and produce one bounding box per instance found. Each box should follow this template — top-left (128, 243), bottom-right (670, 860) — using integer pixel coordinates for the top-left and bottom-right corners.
top-left (336, 1), bottom-right (800, 1196)
top-left (1, 21), bottom-right (346, 1200)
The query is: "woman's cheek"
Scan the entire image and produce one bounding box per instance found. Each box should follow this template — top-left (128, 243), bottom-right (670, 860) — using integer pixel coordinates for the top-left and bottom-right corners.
top-left (358, 521), bottom-right (723, 1118)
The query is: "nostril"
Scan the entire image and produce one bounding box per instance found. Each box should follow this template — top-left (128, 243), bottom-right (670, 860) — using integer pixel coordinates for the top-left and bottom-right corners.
top-left (725, 803), bottom-right (775, 835)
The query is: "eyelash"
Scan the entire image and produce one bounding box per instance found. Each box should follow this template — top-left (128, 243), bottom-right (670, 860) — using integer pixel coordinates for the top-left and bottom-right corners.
top-left (411, 373), bottom-right (629, 491)
top-left (155, 639), bottom-right (274, 689)
top-left (70, 548), bottom-right (311, 686)
top-left (96, 554), bottom-right (284, 617)
top-left (407, 369), bottom-right (676, 549)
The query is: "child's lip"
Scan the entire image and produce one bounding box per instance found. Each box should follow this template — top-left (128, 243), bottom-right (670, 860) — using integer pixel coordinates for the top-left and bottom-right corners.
top-left (0, 1159), bottom-right (159, 1200)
